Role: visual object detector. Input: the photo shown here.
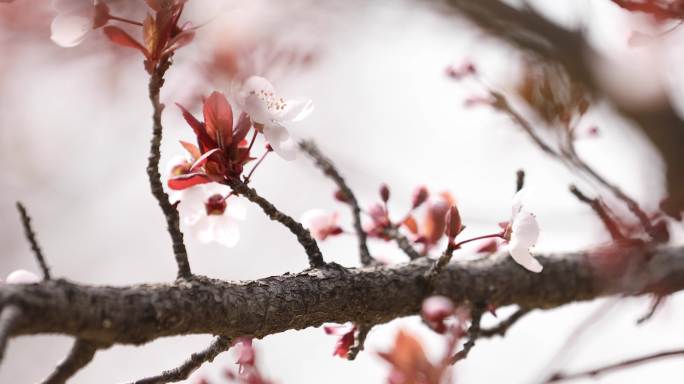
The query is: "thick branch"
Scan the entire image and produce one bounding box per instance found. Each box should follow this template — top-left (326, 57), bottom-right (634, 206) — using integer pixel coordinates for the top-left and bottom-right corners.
top-left (0, 305), bottom-right (21, 363)
top-left (2, 246), bottom-right (683, 347)
top-left (300, 141), bottom-right (374, 266)
top-left (41, 339), bottom-right (98, 384)
top-left (146, 58), bottom-right (192, 280)
top-left (131, 336), bottom-right (232, 384)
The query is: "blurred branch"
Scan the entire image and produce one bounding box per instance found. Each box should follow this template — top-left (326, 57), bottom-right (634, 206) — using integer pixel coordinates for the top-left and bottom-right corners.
top-left (383, 226), bottom-right (422, 260)
top-left (347, 324), bottom-right (371, 361)
top-left (131, 336), bottom-right (232, 384)
top-left (226, 178), bottom-right (325, 268)
top-left (569, 185), bottom-right (626, 241)
top-left (0, 305), bottom-right (21, 364)
top-left (15, 202), bottom-right (51, 280)
top-left (479, 307), bottom-right (530, 338)
top-left (449, 303), bottom-right (484, 364)
top-left (146, 58), bottom-right (192, 280)
top-left (41, 339), bottom-right (99, 384)
top-left (300, 141), bottom-right (374, 266)
top-left (442, 0), bottom-right (684, 218)
top-left (546, 348), bottom-right (684, 383)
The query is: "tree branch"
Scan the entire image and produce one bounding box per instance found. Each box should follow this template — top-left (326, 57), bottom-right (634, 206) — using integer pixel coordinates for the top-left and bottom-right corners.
top-left (383, 226), bottom-right (422, 261)
top-left (441, 0), bottom-right (684, 217)
top-left (546, 348), bottom-right (684, 383)
top-left (479, 307), bottom-right (530, 338)
top-left (41, 339), bottom-right (99, 384)
top-left (131, 336), bottom-right (232, 384)
top-left (15, 202), bottom-right (51, 280)
top-left (1, 245), bottom-right (683, 349)
top-left (0, 305), bottom-right (22, 363)
top-left (299, 141), bottom-right (374, 266)
top-left (146, 58), bottom-right (192, 280)
top-left (226, 178), bottom-right (325, 268)
top-left (569, 185), bottom-right (625, 241)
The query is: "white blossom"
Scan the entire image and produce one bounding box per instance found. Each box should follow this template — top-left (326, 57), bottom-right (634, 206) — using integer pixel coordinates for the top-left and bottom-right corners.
top-left (241, 76), bottom-right (313, 161)
top-left (6, 269), bottom-right (40, 284)
top-left (50, 0), bottom-right (104, 48)
top-left (507, 188), bottom-right (543, 273)
top-left (177, 184), bottom-right (247, 248)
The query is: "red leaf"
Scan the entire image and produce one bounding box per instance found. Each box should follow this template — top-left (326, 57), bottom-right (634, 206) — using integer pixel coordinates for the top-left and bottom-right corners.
top-left (168, 172), bottom-right (210, 190)
top-left (103, 26), bottom-right (148, 56)
top-left (190, 148), bottom-right (221, 171)
top-left (402, 215), bottom-right (418, 234)
top-left (176, 103), bottom-right (215, 152)
top-left (93, 2), bottom-right (110, 29)
top-left (179, 140), bottom-right (201, 160)
top-left (203, 91), bottom-right (233, 150)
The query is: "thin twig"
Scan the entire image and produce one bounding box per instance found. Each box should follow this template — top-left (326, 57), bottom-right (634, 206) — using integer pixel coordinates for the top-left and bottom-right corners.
top-left (347, 324), bottom-right (372, 361)
top-left (636, 295), bottom-right (664, 325)
top-left (515, 169), bottom-right (525, 192)
top-left (146, 58), bottom-right (192, 279)
top-left (15, 202), bottom-right (51, 280)
top-left (479, 308), bottom-right (530, 337)
top-left (569, 185), bottom-right (625, 241)
top-left (426, 243), bottom-right (456, 284)
top-left (226, 178), bottom-right (325, 268)
top-left (299, 141), bottom-right (374, 266)
top-left (41, 339), bottom-right (99, 384)
top-left (383, 226), bottom-right (422, 260)
top-left (0, 305), bottom-right (22, 364)
top-left (449, 304), bottom-right (484, 364)
top-left (546, 348), bottom-right (684, 383)
top-left (131, 336), bottom-right (232, 384)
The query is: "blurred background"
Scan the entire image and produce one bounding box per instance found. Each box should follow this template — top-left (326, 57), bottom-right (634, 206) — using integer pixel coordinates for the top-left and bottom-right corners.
top-left (1, 0), bottom-right (684, 382)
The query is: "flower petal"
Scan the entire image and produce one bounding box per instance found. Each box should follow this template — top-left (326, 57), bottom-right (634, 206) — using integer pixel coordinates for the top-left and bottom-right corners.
top-left (242, 76), bottom-right (276, 124)
top-left (50, 13), bottom-right (91, 47)
top-left (168, 172), bottom-right (211, 191)
top-left (277, 99), bottom-right (313, 123)
top-left (211, 219), bottom-right (240, 248)
top-left (226, 198), bottom-right (247, 221)
top-left (509, 210), bottom-right (542, 272)
top-left (6, 269), bottom-right (40, 284)
top-left (177, 186), bottom-right (208, 226)
top-left (511, 187), bottom-right (527, 218)
top-left (263, 123), bottom-right (297, 161)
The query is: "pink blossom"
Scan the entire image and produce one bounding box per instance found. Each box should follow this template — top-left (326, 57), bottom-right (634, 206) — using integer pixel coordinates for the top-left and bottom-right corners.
top-left (6, 269), bottom-right (40, 284)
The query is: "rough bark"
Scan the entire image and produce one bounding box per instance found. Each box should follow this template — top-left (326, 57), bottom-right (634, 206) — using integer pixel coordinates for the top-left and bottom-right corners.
top-left (2, 245), bottom-right (683, 347)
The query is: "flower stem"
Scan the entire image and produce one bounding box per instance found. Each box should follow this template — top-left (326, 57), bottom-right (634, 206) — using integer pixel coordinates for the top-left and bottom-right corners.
top-left (109, 15), bottom-right (144, 27)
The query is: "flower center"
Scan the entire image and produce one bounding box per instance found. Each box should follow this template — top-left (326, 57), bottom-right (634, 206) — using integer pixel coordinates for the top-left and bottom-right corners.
top-left (205, 194), bottom-right (227, 216)
top-left (250, 89), bottom-right (287, 112)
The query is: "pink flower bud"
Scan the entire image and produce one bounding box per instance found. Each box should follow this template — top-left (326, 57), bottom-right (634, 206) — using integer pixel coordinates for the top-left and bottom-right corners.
top-left (444, 205), bottom-right (463, 240)
top-left (380, 184), bottom-right (390, 203)
top-left (421, 296), bottom-right (454, 334)
top-left (411, 186), bottom-right (429, 209)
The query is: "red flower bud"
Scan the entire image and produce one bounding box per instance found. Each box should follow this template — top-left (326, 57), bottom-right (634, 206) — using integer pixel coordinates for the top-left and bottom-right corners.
top-left (445, 205), bottom-right (462, 239)
top-left (411, 186), bottom-right (429, 209)
top-left (334, 189), bottom-right (350, 203)
top-left (421, 296), bottom-right (455, 334)
top-left (380, 183), bottom-right (390, 203)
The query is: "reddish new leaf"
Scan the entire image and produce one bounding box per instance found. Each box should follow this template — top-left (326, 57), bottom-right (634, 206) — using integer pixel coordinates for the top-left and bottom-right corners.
top-left (103, 26), bottom-right (148, 56)
top-left (203, 91), bottom-right (234, 150)
top-left (190, 148), bottom-right (221, 172)
top-left (179, 140), bottom-right (201, 160)
top-left (168, 172), bottom-right (210, 190)
top-left (176, 103), bottom-right (215, 152)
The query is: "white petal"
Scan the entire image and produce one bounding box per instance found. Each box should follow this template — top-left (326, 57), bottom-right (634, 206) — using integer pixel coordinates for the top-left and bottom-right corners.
top-left (263, 123), bottom-right (297, 161)
top-left (276, 99), bottom-right (313, 123)
top-left (509, 210), bottom-right (542, 272)
top-left (6, 269), bottom-right (40, 284)
top-left (511, 187), bottom-right (527, 218)
top-left (50, 13), bottom-right (92, 47)
top-left (165, 155), bottom-right (190, 177)
top-left (242, 76), bottom-right (276, 124)
top-left (301, 209), bottom-right (330, 230)
top-left (191, 216), bottom-right (214, 244)
top-left (177, 186), bottom-right (207, 226)
top-left (212, 220), bottom-right (240, 248)
top-left (226, 198), bottom-right (247, 221)
top-left (52, 0), bottom-right (90, 13)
